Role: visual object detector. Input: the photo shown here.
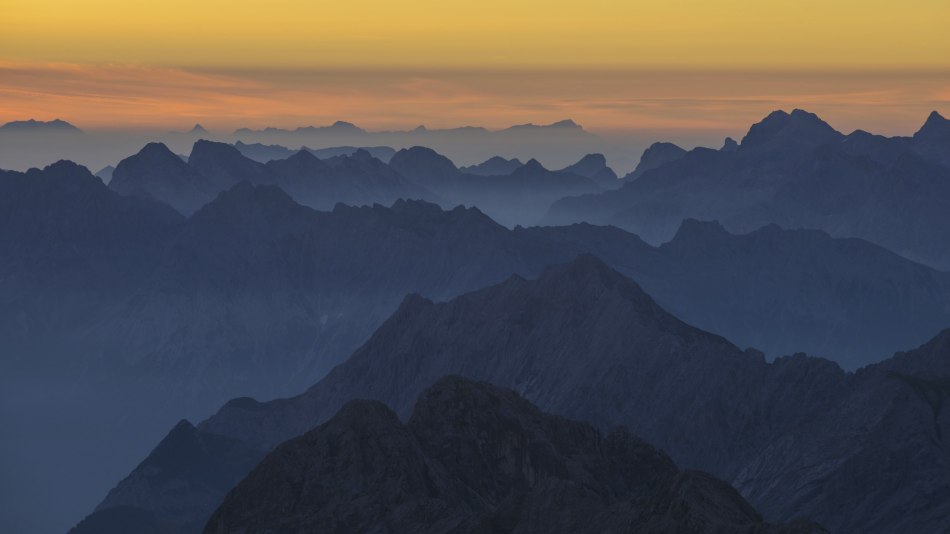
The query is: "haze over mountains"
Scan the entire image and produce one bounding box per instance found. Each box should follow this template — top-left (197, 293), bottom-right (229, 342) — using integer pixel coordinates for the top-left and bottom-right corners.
top-left (81, 257), bottom-right (949, 533)
top-left (0, 117), bottom-right (613, 176)
top-left (2, 108), bottom-right (949, 533)
top-left (546, 109), bottom-right (950, 270)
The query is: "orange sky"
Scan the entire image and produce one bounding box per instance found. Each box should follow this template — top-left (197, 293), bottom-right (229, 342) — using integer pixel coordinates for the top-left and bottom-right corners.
top-left (1, 0), bottom-right (948, 134)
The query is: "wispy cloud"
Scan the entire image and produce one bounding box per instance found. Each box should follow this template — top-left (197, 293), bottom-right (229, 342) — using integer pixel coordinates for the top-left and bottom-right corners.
top-left (0, 62), bottom-right (946, 136)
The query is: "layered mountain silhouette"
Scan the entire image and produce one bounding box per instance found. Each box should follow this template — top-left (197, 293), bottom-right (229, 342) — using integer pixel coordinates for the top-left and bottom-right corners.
top-left (545, 109), bottom-right (950, 269)
top-left (233, 140), bottom-right (396, 163)
top-left (204, 377), bottom-right (823, 534)
top-left (231, 118), bottom-right (602, 171)
top-left (88, 256), bottom-right (950, 533)
top-left (109, 140), bottom-right (428, 215)
top-left (390, 147), bottom-right (604, 226)
top-left (0, 161), bottom-right (182, 349)
top-left (5, 170), bottom-right (948, 400)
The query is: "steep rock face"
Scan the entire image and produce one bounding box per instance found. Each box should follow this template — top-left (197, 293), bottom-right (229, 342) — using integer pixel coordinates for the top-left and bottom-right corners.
top-left (205, 377), bottom-right (823, 534)
top-left (545, 109), bottom-right (950, 270)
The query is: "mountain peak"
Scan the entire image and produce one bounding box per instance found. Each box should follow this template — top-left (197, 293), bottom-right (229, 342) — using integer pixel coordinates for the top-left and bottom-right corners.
top-left (521, 158), bottom-right (546, 171)
top-left (535, 254), bottom-right (643, 301)
top-left (625, 142), bottom-right (687, 180)
top-left (0, 118), bottom-right (81, 133)
top-left (189, 139), bottom-right (243, 161)
top-left (741, 108), bottom-right (842, 148)
top-left (550, 119), bottom-right (580, 128)
top-left (136, 142), bottom-right (181, 161)
top-left (191, 183), bottom-right (303, 226)
top-left (914, 110), bottom-right (949, 140)
top-left (720, 137), bottom-right (739, 151)
top-left (330, 120), bottom-right (363, 132)
top-left (459, 156), bottom-right (523, 176)
top-left (190, 123), bottom-right (208, 134)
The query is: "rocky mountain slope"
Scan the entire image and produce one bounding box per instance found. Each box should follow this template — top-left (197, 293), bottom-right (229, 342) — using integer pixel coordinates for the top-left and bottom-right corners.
top-left (90, 256), bottom-right (950, 533)
top-left (205, 377), bottom-right (824, 534)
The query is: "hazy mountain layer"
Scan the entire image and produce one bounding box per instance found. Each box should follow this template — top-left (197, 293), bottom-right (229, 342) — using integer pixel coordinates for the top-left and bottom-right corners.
top-left (93, 256), bottom-right (950, 533)
top-left (545, 109), bottom-right (950, 270)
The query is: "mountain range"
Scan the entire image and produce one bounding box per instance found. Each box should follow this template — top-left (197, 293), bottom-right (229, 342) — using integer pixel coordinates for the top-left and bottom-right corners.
top-left (544, 109), bottom-right (950, 270)
top-left (82, 256), bottom-right (950, 533)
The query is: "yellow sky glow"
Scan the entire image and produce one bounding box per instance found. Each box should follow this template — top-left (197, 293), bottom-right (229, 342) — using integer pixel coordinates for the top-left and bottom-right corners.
top-left (4, 0), bottom-right (950, 69)
top-left (1, 1), bottom-right (948, 132)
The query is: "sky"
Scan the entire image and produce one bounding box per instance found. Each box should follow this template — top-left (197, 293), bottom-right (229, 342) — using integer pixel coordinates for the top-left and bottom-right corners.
top-left (1, 0), bottom-right (949, 136)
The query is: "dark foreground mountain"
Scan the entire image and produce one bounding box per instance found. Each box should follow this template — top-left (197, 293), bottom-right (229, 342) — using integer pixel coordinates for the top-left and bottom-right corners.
top-left (92, 256), bottom-right (950, 533)
top-left (205, 377), bottom-right (824, 534)
top-left (545, 109), bottom-right (950, 269)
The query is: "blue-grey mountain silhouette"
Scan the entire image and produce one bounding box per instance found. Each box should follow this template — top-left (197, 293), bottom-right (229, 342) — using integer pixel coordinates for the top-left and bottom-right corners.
top-left (557, 152), bottom-right (620, 188)
top-left (91, 256), bottom-right (949, 533)
top-left (0, 118), bottom-right (82, 133)
top-left (545, 109), bottom-right (950, 269)
top-left (622, 141), bottom-right (687, 180)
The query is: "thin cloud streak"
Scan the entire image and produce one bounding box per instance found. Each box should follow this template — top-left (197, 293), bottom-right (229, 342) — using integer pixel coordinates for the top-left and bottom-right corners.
top-left (0, 62), bottom-right (947, 138)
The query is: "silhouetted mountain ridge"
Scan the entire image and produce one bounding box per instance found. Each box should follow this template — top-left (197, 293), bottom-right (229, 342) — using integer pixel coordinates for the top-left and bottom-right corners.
top-left (204, 377), bottom-right (824, 534)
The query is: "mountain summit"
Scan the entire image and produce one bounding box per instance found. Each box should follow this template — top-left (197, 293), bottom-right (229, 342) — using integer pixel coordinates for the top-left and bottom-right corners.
top-left (204, 376), bottom-right (823, 534)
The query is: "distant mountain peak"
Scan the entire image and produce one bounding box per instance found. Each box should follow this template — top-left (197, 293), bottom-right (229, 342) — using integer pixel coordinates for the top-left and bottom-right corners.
top-left (136, 141), bottom-right (180, 160)
top-left (741, 108), bottom-right (841, 148)
top-left (459, 156), bottom-right (523, 176)
top-left (0, 118), bottom-right (81, 133)
top-left (550, 119), bottom-right (580, 128)
top-left (190, 123), bottom-right (208, 134)
top-left (720, 137), bottom-right (739, 151)
top-left (521, 158), bottom-right (546, 171)
top-left (575, 153), bottom-right (607, 166)
top-left (914, 110), bottom-right (949, 140)
top-left (189, 139), bottom-right (245, 162)
top-left (39, 159), bottom-right (95, 179)
top-left (625, 142), bottom-right (687, 180)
